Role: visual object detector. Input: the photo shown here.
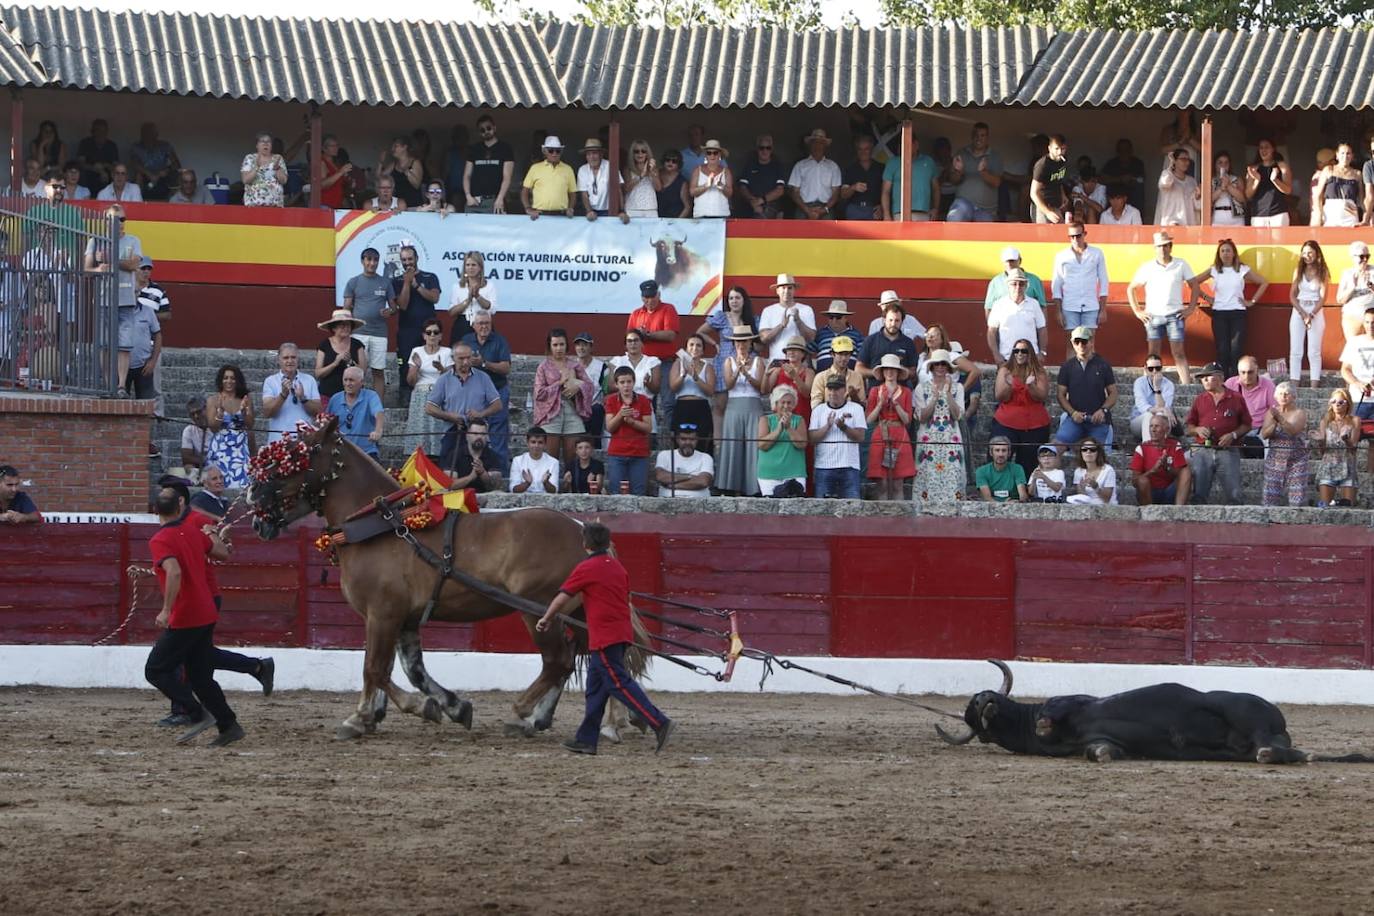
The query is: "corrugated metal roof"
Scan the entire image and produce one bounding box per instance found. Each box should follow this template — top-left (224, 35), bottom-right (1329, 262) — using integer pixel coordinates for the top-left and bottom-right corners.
top-left (0, 21), bottom-right (45, 85)
top-left (1013, 28), bottom-right (1374, 110)
top-left (0, 5), bottom-right (567, 107)
top-left (542, 23), bottom-right (1053, 109)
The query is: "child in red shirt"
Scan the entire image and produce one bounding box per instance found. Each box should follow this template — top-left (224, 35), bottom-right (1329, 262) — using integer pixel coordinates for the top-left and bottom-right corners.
top-left (605, 365), bottom-right (653, 495)
top-left (537, 522), bottom-right (673, 755)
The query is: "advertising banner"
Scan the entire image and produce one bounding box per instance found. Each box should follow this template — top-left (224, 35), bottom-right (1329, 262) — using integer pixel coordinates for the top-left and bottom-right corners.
top-left (334, 212), bottom-right (726, 316)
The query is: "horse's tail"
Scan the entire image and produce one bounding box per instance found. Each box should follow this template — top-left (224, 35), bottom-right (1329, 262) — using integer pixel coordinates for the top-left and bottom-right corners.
top-left (626, 605), bottom-right (653, 681)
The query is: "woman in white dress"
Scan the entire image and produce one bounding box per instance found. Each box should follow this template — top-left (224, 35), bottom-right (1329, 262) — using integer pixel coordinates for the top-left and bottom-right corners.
top-left (404, 317), bottom-right (454, 454)
top-left (623, 139), bottom-right (661, 219)
top-left (689, 140), bottom-right (732, 218)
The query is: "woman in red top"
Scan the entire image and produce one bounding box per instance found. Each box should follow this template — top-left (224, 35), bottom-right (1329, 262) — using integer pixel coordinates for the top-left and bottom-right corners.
top-left (605, 365), bottom-right (653, 495)
top-left (990, 337), bottom-right (1052, 477)
top-left (318, 134), bottom-right (354, 209)
top-left (865, 354), bottom-right (916, 501)
top-left (536, 522), bottom-right (673, 755)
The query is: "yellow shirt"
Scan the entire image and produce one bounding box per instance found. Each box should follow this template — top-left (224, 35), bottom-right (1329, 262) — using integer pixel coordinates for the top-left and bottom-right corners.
top-left (522, 161), bottom-right (577, 212)
top-left (811, 367), bottom-right (865, 408)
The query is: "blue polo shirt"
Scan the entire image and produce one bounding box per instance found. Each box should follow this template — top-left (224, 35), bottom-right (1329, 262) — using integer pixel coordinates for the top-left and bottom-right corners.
top-left (328, 388), bottom-right (385, 456)
top-left (427, 368), bottom-right (500, 427)
top-left (460, 330), bottom-right (512, 391)
top-left (884, 153), bottom-right (938, 214)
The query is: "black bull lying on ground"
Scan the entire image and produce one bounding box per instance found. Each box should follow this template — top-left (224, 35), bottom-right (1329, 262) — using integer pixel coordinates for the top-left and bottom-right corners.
top-left (938, 661), bottom-right (1374, 764)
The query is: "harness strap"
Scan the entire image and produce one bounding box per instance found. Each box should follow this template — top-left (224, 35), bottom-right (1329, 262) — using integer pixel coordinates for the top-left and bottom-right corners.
top-left (419, 510), bottom-right (461, 626)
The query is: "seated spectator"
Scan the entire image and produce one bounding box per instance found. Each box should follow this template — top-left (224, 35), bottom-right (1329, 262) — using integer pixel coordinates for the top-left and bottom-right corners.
top-left (1066, 437), bottom-right (1117, 505)
top-left (986, 270), bottom-right (1047, 365)
top-left (189, 465), bottom-right (229, 519)
top-left (562, 436), bottom-right (605, 494)
top-left (655, 423), bottom-right (714, 498)
top-left (533, 327), bottom-right (595, 463)
top-left (1336, 241), bottom-right (1374, 346)
top-left (865, 354), bottom-right (915, 501)
top-left (169, 168), bottom-right (215, 205)
top-left (1260, 381), bottom-right (1309, 507)
top-left (882, 135), bottom-right (939, 222)
top-left (1130, 414), bottom-right (1192, 505)
top-left (1316, 390), bottom-right (1359, 507)
top-left (97, 162), bottom-right (143, 202)
top-left (1054, 327), bottom-right (1116, 453)
top-left (984, 248), bottom-right (1048, 315)
top-left (976, 436), bottom-right (1028, 503)
top-left (1100, 139), bottom-right (1146, 212)
top-left (1099, 186), bottom-right (1143, 225)
top-left (176, 395), bottom-right (213, 481)
top-left (866, 290), bottom-right (927, 342)
top-left (76, 118), bottom-right (118, 195)
top-left (1027, 444), bottom-right (1067, 502)
top-left (735, 134), bottom-right (786, 218)
top-left (241, 132), bottom-right (288, 207)
top-left (605, 365), bottom-right (654, 495)
top-left (30, 120), bottom-right (67, 177)
top-left (0, 464), bottom-right (42, 523)
top-left (809, 374), bottom-right (866, 498)
top-left (129, 122), bottom-right (179, 200)
top-left (688, 140), bottom-right (732, 219)
top-left (757, 386), bottom-right (808, 497)
top-left (314, 309), bottom-right (369, 402)
top-left (414, 179), bottom-right (455, 215)
top-left (788, 129), bottom-right (841, 220)
top-left (521, 137), bottom-right (577, 219)
top-left (1069, 166), bottom-right (1106, 223)
top-left (18, 158), bottom-right (47, 198)
top-left (328, 366), bottom-right (385, 460)
top-left (840, 135), bottom-right (885, 220)
top-left (1185, 363), bottom-right (1251, 505)
top-left (1339, 306), bottom-right (1374, 470)
top-left (578, 139), bottom-right (626, 222)
top-left (366, 176), bottom-right (406, 212)
top-left (623, 139), bottom-right (661, 219)
top-left (444, 418), bottom-right (500, 492)
top-left (948, 122), bottom-right (1003, 223)
top-left (510, 426), bottom-right (560, 494)
top-left (1131, 354), bottom-right (1179, 441)
top-left (56, 161), bottom-right (90, 201)
top-left (1225, 356), bottom-right (1277, 458)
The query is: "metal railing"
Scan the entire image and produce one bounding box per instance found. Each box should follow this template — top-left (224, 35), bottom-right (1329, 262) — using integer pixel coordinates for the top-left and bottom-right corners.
top-left (0, 197), bottom-right (120, 396)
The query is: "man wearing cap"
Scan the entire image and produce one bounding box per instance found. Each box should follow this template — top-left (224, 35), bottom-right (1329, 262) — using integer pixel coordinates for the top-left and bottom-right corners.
top-left (1128, 231), bottom-right (1199, 385)
top-left (124, 269), bottom-right (162, 402)
top-left (1185, 363), bottom-right (1252, 504)
top-left (342, 246), bottom-right (391, 401)
top-left (574, 332), bottom-right (608, 439)
top-left (811, 334), bottom-right (863, 407)
top-left (133, 254), bottom-right (171, 415)
top-left (813, 300), bottom-right (864, 371)
top-left (984, 248), bottom-right (1048, 314)
top-left (654, 424), bottom-right (714, 498)
top-left (627, 279), bottom-right (680, 431)
top-left (1052, 225), bottom-right (1110, 344)
top-left (521, 137), bottom-right (577, 219)
top-left (986, 269), bottom-right (1047, 365)
top-left (866, 290), bottom-right (927, 342)
top-left (787, 129), bottom-right (842, 220)
top-left (577, 138), bottom-right (626, 222)
top-left (809, 374), bottom-right (866, 498)
top-left (736, 134), bottom-right (786, 219)
top-left (880, 134), bottom-right (940, 222)
top-left (1130, 413), bottom-right (1192, 506)
top-left (1099, 185), bottom-right (1143, 225)
top-left (758, 274), bottom-right (817, 363)
top-left (975, 436), bottom-right (1029, 503)
top-left (1054, 326), bottom-right (1117, 452)
top-left (1337, 240), bottom-right (1374, 344)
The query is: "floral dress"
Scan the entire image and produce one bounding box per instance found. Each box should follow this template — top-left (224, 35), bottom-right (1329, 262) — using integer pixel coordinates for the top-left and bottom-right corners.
top-left (913, 379), bottom-right (964, 503)
top-left (207, 403), bottom-right (252, 489)
top-left (241, 154), bottom-right (285, 207)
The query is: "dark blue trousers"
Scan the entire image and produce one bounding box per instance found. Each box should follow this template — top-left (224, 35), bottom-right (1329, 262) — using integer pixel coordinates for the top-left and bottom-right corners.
top-left (574, 642), bottom-right (666, 748)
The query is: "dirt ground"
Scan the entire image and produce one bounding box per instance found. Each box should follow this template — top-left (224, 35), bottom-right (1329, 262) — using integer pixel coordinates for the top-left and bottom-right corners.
top-left (4, 686), bottom-right (1374, 915)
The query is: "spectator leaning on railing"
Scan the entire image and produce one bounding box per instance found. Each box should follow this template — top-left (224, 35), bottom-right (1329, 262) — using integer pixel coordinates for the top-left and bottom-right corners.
top-left (522, 136), bottom-right (577, 219)
top-left (465, 114), bottom-right (514, 214)
top-left (655, 423), bottom-right (714, 498)
top-left (0, 465), bottom-right (42, 524)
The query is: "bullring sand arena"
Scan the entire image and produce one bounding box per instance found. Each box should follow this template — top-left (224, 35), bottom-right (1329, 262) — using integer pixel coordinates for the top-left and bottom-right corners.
top-left (5, 687), bottom-right (1374, 914)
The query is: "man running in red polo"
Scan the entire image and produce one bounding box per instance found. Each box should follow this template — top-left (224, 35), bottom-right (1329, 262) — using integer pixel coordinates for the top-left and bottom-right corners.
top-left (537, 522), bottom-right (673, 755)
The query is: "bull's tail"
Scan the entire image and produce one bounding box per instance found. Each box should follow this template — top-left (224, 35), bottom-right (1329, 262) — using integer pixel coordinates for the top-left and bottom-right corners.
top-left (1309, 752), bottom-right (1374, 763)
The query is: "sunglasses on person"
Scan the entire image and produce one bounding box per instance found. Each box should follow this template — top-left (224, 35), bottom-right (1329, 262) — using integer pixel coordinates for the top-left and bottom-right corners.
top-left (705, 151), bottom-right (722, 157)
top-left (1012, 348), bottom-right (1031, 355)
top-left (663, 158), bottom-right (680, 165)
top-left (758, 144), bottom-right (772, 151)
top-left (1361, 254), bottom-right (1371, 261)
top-left (677, 423), bottom-right (698, 431)
top-left (1080, 445), bottom-right (1099, 453)
top-left (1146, 365), bottom-right (1163, 372)
top-left (427, 188), bottom-right (443, 196)
top-left (424, 328), bottom-right (441, 336)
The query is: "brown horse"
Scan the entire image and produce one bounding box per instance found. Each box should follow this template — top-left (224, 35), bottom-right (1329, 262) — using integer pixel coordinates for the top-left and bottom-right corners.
top-left (247, 415), bottom-right (614, 740)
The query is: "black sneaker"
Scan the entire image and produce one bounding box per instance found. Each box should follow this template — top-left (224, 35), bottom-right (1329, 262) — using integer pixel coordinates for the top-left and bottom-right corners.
top-left (255, 658), bottom-right (275, 697)
top-left (208, 723), bottom-right (245, 747)
top-left (562, 739), bottom-right (597, 755)
top-left (156, 713), bottom-right (194, 728)
top-left (175, 711), bottom-right (216, 745)
top-left (654, 719), bottom-right (675, 754)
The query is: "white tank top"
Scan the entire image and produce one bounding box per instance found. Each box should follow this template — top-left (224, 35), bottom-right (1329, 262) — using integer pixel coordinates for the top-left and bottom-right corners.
top-left (1297, 274), bottom-right (1325, 304)
top-left (726, 356), bottom-right (763, 398)
top-left (693, 168), bottom-right (731, 217)
top-left (674, 356), bottom-right (710, 399)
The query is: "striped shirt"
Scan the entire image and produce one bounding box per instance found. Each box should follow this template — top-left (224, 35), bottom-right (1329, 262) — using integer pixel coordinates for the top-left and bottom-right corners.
top-left (136, 281), bottom-right (171, 318)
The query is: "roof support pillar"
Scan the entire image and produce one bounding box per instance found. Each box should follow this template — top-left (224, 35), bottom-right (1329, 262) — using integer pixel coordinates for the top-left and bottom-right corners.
top-left (10, 88), bottom-right (22, 194)
top-left (1200, 116), bottom-right (1213, 228)
top-left (608, 118), bottom-right (622, 215)
top-left (308, 103), bottom-right (322, 211)
top-left (897, 119), bottom-right (913, 223)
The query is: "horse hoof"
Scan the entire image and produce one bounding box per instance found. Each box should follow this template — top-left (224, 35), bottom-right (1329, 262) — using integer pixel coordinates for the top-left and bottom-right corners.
top-left (335, 723), bottom-right (364, 741)
top-left (503, 721), bottom-right (536, 739)
top-left (421, 697), bottom-right (444, 724)
top-left (453, 701), bottom-right (474, 730)
top-left (600, 725), bottom-right (623, 744)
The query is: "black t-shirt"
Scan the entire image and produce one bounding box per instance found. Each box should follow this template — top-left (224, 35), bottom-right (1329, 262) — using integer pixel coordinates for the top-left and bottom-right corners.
top-left (466, 140), bottom-right (514, 199)
top-left (4, 491), bottom-right (38, 515)
top-left (316, 337), bottom-right (367, 400)
top-left (566, 458), bottom-right (606, 494)
top-left (841, 160), bottom-right (886, 208)
top-left (857, 332), bottom-right (918, 391)
top-left (1032, 155), bottom-right (1073, 209)
top-left (658, 173), bottom-right (687, 217)
top-left (391, 271), bottom-right (441, 355)
top-left (1058, 354), bottom-right (1116, 414)
top-left (738, 159), bottom-right (786, 200)
top-left (77, 137), bottom-right (119, 192)
top-left (452, 443), bottom-right (502, 493)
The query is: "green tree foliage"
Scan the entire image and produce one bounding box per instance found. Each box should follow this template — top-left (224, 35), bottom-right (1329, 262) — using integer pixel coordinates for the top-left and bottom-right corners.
top-left (474, 0), bottom-right (822, 29)
top-left (878, 0), bottom-right (1374, 30)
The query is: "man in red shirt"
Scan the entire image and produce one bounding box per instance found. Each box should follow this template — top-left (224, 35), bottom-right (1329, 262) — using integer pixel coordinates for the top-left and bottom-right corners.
top-left (1184, 362), bottom-right (1251, 504)
top-left (144, 483), bottom-right (245, 747)
top-left (605, 366), bottom-right (654, 495)
top-left (537, 522), bottom-right (672, 755)
top-left (627, 279), bottom-right (680, 433)
top-left (1130, 413), bottom-right (1193, 505)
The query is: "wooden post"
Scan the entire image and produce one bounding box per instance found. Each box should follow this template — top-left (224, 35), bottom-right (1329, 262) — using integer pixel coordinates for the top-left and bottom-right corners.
top-left (608, 118), bottom-right (622, 215)
top-left (897, 119), bottom-right (913, 223)
top-left (9, 88), bottom-right (22, 194)
top-left (308, 103), bottom-right (322, 211)
top-left (1200, 116), bottom-right (1213, 228)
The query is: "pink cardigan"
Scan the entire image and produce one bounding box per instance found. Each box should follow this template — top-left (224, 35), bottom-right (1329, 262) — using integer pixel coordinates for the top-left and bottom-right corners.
top-left (532, 358), bottom-right (595, 426)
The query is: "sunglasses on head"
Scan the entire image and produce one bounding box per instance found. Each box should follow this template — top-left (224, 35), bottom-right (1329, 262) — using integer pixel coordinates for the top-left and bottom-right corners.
top-left (677, 423), bottom-right (698, 431)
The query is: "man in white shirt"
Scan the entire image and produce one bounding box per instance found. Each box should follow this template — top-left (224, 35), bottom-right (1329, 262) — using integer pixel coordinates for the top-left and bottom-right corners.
top-left (758, 273), bottom-right (817, 363)
top-left (510, 426), bottom-right (561, 493)
top-left (986, 269), bottom-right (1047, 365)
top-left (1051, 224), bottom-right (1110, 344)
top-left (654, 425), bottom-right (714, 498)
top-left (577, 139), bottom-right (624, 222)
top-left (866, 289), bottom-right (926, 341)
top-left (808, 375), bottom-right (867, 498)
top-left (1156, 148), bottom-right (1199, 226)
top-left (1127, 231), bottom-right (1199, 385)
top-left (96, 162), bottom-right (144, 202)
top-left (1099, 186), bottom-right (1143, 225)
top-left (787, 129), bottom-right (842, 220)
top-left (261, 342), bottom-right (322, 442)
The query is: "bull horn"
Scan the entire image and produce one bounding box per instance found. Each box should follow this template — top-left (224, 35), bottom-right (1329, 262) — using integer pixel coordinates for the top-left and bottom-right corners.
top-left (934, 723), bottom-right (976, 745)
top-left (988, 659), bottom-right (1013, 696)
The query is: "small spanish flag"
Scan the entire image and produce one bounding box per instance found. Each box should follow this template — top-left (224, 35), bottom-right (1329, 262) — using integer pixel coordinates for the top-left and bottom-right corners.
top-left (396, 448), bottom-right (480, 517)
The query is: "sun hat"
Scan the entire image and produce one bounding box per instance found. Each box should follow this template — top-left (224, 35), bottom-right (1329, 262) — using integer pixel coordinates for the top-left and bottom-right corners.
top-left (542, 135), bottom-right (564, 149)
top-left (702, 139), bottom-right (729, 157)
top-left (1153, 231), bottom-right (1174, 247)
top-left (877, 353), bottom-right (905, 372)
top-left (726, 324), bottom-right (759, 340)
top-left (926, 348), bottom-right (952, 367)
top-left (803, 129), bottom-right (833, 146)
top-left (771, 273), bottom-right (799, 289)
top-left (878, 290), bottom-right (902, 306)
top-left (781, 335), bottom-right (809, 353)
top-left (825, 300), bottom-right (852, 315)
top-left (318, 309), bottom-right (365, 331)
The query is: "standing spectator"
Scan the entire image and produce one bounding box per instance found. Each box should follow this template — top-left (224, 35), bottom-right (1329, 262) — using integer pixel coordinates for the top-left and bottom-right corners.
top-left (1131, 354), bottom-right (1179, 441)
top-left (1051, 224), bottom-right (1109, 346)
top-left (757, 387), bottom-right (807, 497)
top-left (1054, 327), bottom-right (1117, 454)
top-left (698, 285), bottom-right (757, 436)
top-left (668, 334), bottom-right (716, 453)
top-left (206, 365), bottom-right (255, 489)
top-left (758, 274), bottom-right (816, 364)
top-left (948, 122), bottom-right (1003, 222)
top-left (1185, 363), bottom-right (1252, 505)
top-left (858, 302), bottom-right (919, 389)
top-left (342, 247), bottom-right (391, 400)
top-left (96, 162), bottom-right (143, 202)
top-left (605, 366), bottom-right (654, 495)
top-left (577, 139), bottom-right (622, 221)
top-left (1030, 135), bottom-right (1073, 224)
top-left (1365, 132), bottom-right (1374, 227)
top-left (1225, 357), bottom-right (1278, 458)
top-left (688, 139), bottom-right (732, 219)
top-left (1288, 240), bottom-right (1329, 386)
top-left (1316, 390), bottom-right (1360, 507)
top-left (881, 135), bottom-right (939, 222)
top-left (680, 124), bottom-right (712, 177)
top-left (607, 329), bottom-right (663, 418)
top-left (912, 349), bottom-right (965, 504)
top-left (328, 366), bottom-right (385, 460)
top-left (1245, 140), bottom-right (1294, 227)
top-left (168, 168), bottom-right (215, 205)
top-left (574, 332), bottom-right (608, 440)
top-left (984, 248), bottom-right (1048, 315)
top-left (1131, 414), bottom-right (1192, 506)
top-left (404, 318), bottom-right (452, 454)
top-left (656, 151), bottom-right (691, 218)
top-left (986, 269), bottom-right (1047, 366)
top-left (717, 326), bottom-right (766, 496)
top-left (17, 158), bottom-right (47, 198)
top-left (448, 251), bottom-right (496, 345)
top-left (129, 122), bottom-right (179, 201)
top-left (627, 279), bottom-right (680, 430)
top-left (990, 338), bottom-right (1052, 476)
top-left (522, 137), bottom-right (577, 219)
top-left (1210, 151), bottom-right (1248, 226)
top-left (1339, 306), bottom-right (1374, 467)
top-left (76, 118), bottom-right (118, 196)
top-left (464, 114), bottom-right (514, 214)
top-left (29, 120), bottom-right (67, 176)
top-left (1100, 139), bottom-right (1147, 214)
top-left (1196, 239), bottom-right (1267, 380)
top-left (177, 396), bottom-right (213, 481)
top-left (441, 125), bottom-right (467, 210)
top-left (920, 326), bottom-right (981, 455)
top-left (83, 204), bottom-right (141, 389)
top-left (763, 337), bottom-right (814, 423)
top-left (787, 129), bottom-right (842, 220)
top-left (261, 343), bottom-right (322, 444)
top-left (124, 280), bottom-right (162, 403)
top-left (1337, 240), bottom-right (1374, 345)
top-left (623, 140), bottom-right (660, 219)
top-left (240, 133), bottom-right (287, 208)
top-left (1158, 111), bottom-right (1200, 175)
top-left (509, 427), bottom-right (560, 494)
top-left (655, 424), bottom-right (714, 498)
top-left (318, 135), bottom-right (354, 209)
top-left (1127, 231), bottom-right (1199, 385)
top-left (736, 135), bottom-right (786, 219)
top-left (427, 343), bottom-right (502, 472)
top-left (414, 179), bottom-right (455, 215)
top-left (313, 309), bottom-right (368, 402)
top-left (809, 374), bottom-right (866, 498)
top-left (866, 289), bottom-right (927, 342)
top-left (1312, 143), bottom-right (1362, 227)
top-left (865, 354), bottom-right (915, 501)
top-left (532, 328), bottom-right (595, 464)
top-left (0, 465), bottom-right (41, 523)
top-left (813, 300), bottom-right (864, 373)
top-left (1260, 381), bottom-right (1310, 507)
top-left (840, 135), bottom-right (885, 220)
top-left (375, 136), bottom-right (424, 209)
top-left (1067, 437), bottom-right (1117, 505)
top-left (462, 312), bottom-right (513, 469)
top-left (390, 244), bottom-right (442, 406)
top-left (1156, 148), bottom-right (1200, 226)
top-left (1099, 186), bottom-right (1143, 225)
top-left (134, 256), bottom-right (171, 415)
top-left (364, 176), bottom-right (405, 212)
top-left (975, 436), bottom-right (1028, 503)
top-left (562, 437), bottom-right (605, 494)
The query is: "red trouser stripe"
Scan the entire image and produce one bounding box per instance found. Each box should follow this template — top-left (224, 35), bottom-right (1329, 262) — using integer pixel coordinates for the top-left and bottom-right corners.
top-left (599, 649), bottom-right (661, 730)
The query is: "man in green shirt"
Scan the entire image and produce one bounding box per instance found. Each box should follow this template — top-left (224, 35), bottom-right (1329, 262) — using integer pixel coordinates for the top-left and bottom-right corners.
top-left (984, 246), bottom-right (1048, 314)
top-left (975, 435), bottom-right (1029, 503)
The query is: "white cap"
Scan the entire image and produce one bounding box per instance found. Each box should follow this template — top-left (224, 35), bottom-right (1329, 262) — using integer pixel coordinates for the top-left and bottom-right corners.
top-left (1000, 246), bottom-right (1021, 262)
top-left (542, 135), bottom-right (564, 149)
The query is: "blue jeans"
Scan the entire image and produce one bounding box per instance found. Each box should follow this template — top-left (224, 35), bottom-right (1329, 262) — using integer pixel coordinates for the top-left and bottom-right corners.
top-left (947, 198), bottom-right (997, 222)
top-left (1054, 414), bottom-right (1113, 448)
top-left (1146, 313), bottom-right (1186, 342)
top-left (814, 466), bottom-right (861, 499)
top-left (605, 455), bottom-right (648, 495)
top-left (1061, 306), bottom-right (1100, 330)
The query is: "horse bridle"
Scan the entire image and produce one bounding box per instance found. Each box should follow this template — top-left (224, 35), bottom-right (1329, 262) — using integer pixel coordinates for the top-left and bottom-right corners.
top-left (248, 418), bottom-right (345, 528)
